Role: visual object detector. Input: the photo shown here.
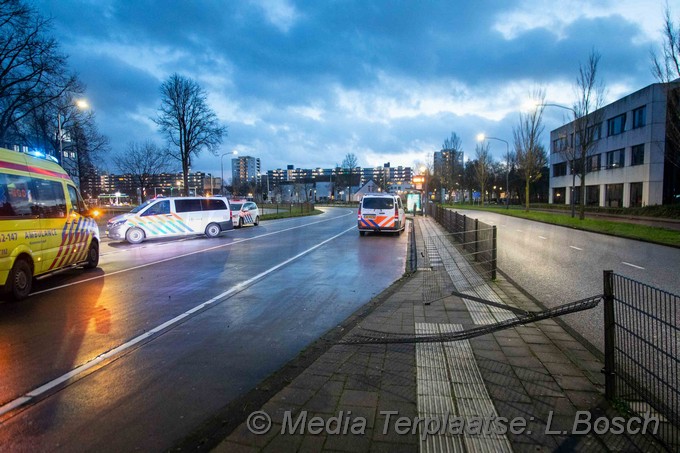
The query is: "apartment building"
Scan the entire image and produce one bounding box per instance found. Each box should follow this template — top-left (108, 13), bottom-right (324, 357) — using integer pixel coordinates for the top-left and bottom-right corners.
top-left (267, 163), bottom-right (412, 190)
top-left (549, 81), bottom-right (680, 207)
top-left (232, 155), bottom-right (261, 185)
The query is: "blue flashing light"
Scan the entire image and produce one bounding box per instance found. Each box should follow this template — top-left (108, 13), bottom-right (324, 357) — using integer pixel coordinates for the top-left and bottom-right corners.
top-left (28, 150), bottom-right (46, 159)
top-left (24, 148), bottom-right (59, 164)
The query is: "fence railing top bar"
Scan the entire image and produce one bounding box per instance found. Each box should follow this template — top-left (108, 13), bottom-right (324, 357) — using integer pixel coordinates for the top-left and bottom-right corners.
top-left (613, 272), bottom-right (680, 300)
top-left (422, 227), bottom-right (497, 239)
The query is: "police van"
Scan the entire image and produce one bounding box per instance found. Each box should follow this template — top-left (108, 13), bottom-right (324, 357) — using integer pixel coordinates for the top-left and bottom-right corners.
top-left (357, 193), bottom-right (406, 236)
top-left (0, 147), bottom-right (100, 300)
top-left (106, 196), bottom-right (233, 244)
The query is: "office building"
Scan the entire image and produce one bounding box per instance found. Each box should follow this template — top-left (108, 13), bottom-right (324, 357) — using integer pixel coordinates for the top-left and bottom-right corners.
top-left (549, 81), bottom-right (680, 207)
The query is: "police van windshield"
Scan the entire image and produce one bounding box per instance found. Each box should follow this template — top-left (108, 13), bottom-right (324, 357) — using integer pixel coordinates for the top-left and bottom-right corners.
top-left (230, 203), bottom-right (243, 211)
top-left (130, 199), bottom-right (154, 213)
top-left (363, 198), bottom-right (394, 210)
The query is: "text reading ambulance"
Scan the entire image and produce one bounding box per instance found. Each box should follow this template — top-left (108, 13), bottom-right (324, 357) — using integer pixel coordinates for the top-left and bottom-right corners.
top-left (0, 147), bottom-right (100, 300)
top-left (106, 196), bottom-right (233, 244)
top-left (357, 193), bottom-right (406, 236)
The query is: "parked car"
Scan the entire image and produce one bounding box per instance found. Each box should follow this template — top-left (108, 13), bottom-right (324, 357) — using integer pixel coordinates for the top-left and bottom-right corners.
top-left (230, 200), bottom-right (260, 228)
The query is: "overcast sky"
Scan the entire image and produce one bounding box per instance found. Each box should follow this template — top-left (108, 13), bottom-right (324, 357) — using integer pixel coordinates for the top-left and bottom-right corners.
top-left (34, 0), bottom-right (668, 177)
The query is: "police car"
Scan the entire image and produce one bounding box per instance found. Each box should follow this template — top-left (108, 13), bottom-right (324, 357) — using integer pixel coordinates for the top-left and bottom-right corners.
top-left (230, 200), bottom-right (260, 228)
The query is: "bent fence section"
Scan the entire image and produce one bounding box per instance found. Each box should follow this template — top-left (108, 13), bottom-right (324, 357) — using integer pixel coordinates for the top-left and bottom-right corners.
top-left (431, 205), bottom-right (496, 280)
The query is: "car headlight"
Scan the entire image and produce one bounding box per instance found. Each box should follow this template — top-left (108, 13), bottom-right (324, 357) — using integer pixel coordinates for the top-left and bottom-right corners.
top-left (108, 219), bottom-right (127, 228)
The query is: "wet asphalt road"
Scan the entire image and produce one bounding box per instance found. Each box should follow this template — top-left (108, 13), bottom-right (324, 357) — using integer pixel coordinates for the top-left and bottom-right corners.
top-left (0, 207), bottom-right (408, 451)
top-left (453, 209), bottom-right (680, 352)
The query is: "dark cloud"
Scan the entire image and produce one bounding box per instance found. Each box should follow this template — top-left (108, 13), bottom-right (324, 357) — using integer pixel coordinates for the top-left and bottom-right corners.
top-left (32, 0), bottom-right (662, 174)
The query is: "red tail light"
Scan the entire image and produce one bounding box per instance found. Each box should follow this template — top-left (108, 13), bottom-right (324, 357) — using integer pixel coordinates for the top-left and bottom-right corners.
top-left (394, 205), bottom-right (398, 217)
top-left (357, 205), bottom-right (361, 218)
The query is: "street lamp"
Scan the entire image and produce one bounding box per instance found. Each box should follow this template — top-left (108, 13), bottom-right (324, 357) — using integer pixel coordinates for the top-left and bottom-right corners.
top-left (221, 150), bottom-right (237, 195)
top-left (57, 98), bottom-right (90, 168)
top-left (477, 133), bottom-right (510, 209)
top-left (537, 102), bottom-right (578, 218)
top-left (419, 166), bottom-right (427, 216)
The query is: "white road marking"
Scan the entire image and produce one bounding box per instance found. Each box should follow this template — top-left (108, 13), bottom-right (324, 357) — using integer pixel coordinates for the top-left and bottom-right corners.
top-left (569, 245), bottom-right (583, 251)
top-left (538, 236), bottom-right (547, 240)
top-left (0, 225), bottom-right (357, 418)
top-left (516, 229), bottom-right (523, 233)
top-left (622, 262), bottom-right (645, 270)
top-left (30, 211), bottom-right (355, 296)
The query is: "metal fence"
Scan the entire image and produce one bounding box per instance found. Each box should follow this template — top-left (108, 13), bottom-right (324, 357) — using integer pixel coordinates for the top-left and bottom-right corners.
top-left (431, 205), bottom-right (497, 280)
top-left (604, 271), bottom-right (680, 450)
top-left (262, 202), bottom-right (315, 215)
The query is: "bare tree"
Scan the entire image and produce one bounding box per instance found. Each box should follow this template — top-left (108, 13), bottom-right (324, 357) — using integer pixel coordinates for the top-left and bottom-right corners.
top-left (341, 152), bottom-right (359, 194)
top-left (651, 3), bottom-right (680, 171)
top-left (0, 0), bottom-right (79, 145)
top-left (113, 141), bottom-right (172, 202)
top-left (651, 3), bottom-right (680, 83)
top-left (69, 111), bottom-right (110, 190)
top-left (436, 132), bottom-right (463, 201)
top-left (514, 88), bottom-right (548, 211)
top-left (473, 142), bottom-right (492, 203)
top-left (155, 74), bottom-right (226, 196)
top-left (572, 51), bottom-right (606, 219)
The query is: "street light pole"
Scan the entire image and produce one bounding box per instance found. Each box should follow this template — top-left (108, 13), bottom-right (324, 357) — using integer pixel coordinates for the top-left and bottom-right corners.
top-left (220, 150), bottom-right (238, 196)
top-left (57, 113), bottom-right (63, 165)
top-left (56, 99), bottom-right (89, 182)
top-left (477, 134), bottom-right (510, 209)
top-left (539, 103), bottom-right (578, 218)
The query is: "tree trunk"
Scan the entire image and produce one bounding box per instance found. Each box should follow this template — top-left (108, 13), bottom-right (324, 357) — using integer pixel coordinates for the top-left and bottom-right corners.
top-left (524, 179), bottom-right (530, 212)
top-left (183, 159), bottom-right (190, 197)
top-left (579, 156), bottom-right (586, 220)
top-left (570, 172), bottom-right (576, 217)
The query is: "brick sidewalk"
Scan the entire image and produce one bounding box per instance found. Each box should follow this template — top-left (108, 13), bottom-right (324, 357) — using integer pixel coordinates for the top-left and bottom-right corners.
top-left (213, 217), bottom-right (663, 452)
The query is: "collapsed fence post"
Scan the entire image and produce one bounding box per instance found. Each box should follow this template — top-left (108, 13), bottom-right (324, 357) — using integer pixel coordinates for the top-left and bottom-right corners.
top-left (491, 226), bottom-right (497, 280)
top-left (603, 269), bottom-right (616, 401)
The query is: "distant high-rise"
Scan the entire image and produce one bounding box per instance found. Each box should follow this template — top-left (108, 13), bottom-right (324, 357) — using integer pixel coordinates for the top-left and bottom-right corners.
top-left (232, 156), bottom-right (261, 185)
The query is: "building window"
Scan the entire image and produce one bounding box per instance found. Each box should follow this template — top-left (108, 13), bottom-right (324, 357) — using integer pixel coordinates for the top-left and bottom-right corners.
top-left (630, 182), bottom-right (643, 208)
top-left (607, 113), bottom-right (626, 136)
top-left (589, 122), bottom-right (602, 140)
top-left (606, 149), bottom-right (625, 169)
top-left (631, 144), bottom-right (644, 166)
top-left (586, 185), bottom-right (600, 206)
top-left (605, 183), bottom-right (624, 207)
top-left (586, 154), bottom-right (601, 172)
top-left (552, 187), bottom-right (565, 204)
top-left (585, 123), bottom-right (602, 142)
top-left (632, 106), bottom-right (646, 129)
top-left (553, 162), bottom-right (567, 177)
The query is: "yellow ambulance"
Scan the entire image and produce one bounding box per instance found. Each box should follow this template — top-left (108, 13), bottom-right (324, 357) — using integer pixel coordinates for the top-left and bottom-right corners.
top-left (0, 147), bottom-right (100, 300)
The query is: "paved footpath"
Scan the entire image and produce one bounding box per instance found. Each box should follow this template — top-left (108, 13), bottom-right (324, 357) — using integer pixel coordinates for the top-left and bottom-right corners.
top-left (212, 217), bottom-right (664, 452)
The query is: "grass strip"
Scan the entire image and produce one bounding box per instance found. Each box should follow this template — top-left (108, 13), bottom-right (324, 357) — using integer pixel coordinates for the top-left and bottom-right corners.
top-left (261, 209), bottom-right (324, 221)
